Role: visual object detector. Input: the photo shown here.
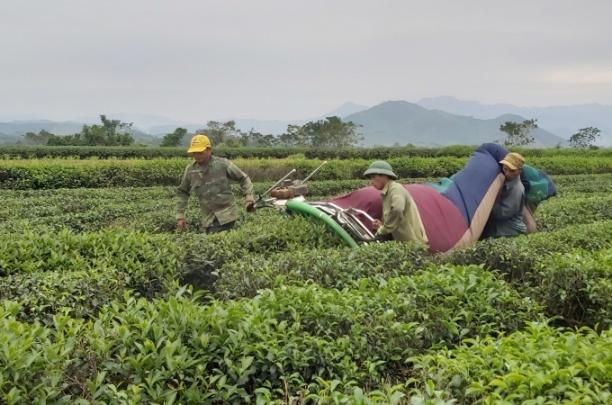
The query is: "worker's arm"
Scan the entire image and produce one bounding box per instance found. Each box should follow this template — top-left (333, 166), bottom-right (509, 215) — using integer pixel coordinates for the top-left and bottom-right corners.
top-left (380, 188), bottom-right (406, 234)
top-left (227, 161), bottom-right (254, 203)
top-left (176, 165), bottom-right (191, 220)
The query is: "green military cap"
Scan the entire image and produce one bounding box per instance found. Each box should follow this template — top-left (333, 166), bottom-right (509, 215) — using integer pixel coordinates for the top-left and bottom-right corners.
top-left (363, 160), bottom-right (398, 179)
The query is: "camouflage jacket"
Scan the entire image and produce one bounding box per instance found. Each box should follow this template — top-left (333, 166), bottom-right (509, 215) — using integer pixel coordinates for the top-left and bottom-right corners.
top-left (176, 156), bottom-right (254, 227)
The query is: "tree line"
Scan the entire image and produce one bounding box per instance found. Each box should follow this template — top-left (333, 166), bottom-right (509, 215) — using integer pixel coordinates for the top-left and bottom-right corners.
top-left (21, 114), bottom-right (602, 149)
top-left (22, 116), bottom-right (364, 148)
top-left (163, 116), bottom-right (363, 148)
top-left (499, 118), bottom-right (601, 148)
top-left (23, 115), bottom-right (135, 147)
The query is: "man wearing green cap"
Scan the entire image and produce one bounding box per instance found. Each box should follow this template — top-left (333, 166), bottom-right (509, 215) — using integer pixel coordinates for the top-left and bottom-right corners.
top-left (176, 134), bottom-right (254, 233)
top-left (363, 160), bottom-right (428, 244)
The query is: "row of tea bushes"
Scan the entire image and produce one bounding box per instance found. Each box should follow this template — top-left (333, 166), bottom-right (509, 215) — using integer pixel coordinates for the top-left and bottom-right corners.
top-left (409, 322), bottom-right (611, 404)
top-left (2, 155), bottom-right (611, 189)
top-left (302, 323), bottom-right (612, 403)
top-left (3, 220), bottom-right (608, 328)
top-left (0, 230), bottom-right (182, 277)
top-left (0, 230), bottom-right (187, 322)
top-left (2, 144), bottom-right (610, 160)
top-left (446, 221), bottom-right (612, 328)
top-left (179, 211), bottom-right (344, 289)
top-left (4, 296), bottom-right (604, 404)
top-left (446, 220), bottom-right (612, 276)
top-left (1, 172), bottom-right (609, 208)
top-left (1, 177), bottom-right (609, 236)
top-left (0, 145), bottom-right (309, 160)
top-left (302, 145), bottom-right (612, 160)
top-left (535, 193), bottom-right (612, 231)
top-left (189, 216), bottom-right (611, 286)
top-left (184, 209), bottom-right (612, 288)
top-left (0, 212), bottom-right (344, 321)
top-left (1, 263), bottom-right (540, 403)
top-left (212, 221), bottom-right (612, 328)
top-left (551, 173), bottom-right (612, 194)
top-left (212, 242), bottom-right (429, 299)
top-left (0, 157), bottom-right (462, 189)
top-left (514, 249), bottom-right (611, 329)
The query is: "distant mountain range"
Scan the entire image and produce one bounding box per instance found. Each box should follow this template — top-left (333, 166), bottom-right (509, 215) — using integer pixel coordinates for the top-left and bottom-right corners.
top-left (0, 120), bottom-right (84, 136)
top-left (417, 96), bottom-right (612, 145)
top-left (345, 101), bottom-right (564, 147)
top-left (0, 119), bottom-right (160, 145)
top-left (0, 104), bottom-right (372, 145)
top-left (1, 98), bottom-right (610, 146)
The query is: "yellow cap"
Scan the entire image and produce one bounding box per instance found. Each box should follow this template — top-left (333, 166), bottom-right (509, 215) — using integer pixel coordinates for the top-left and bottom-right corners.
top-left (187, 135), bottom-right (212, 153)
top-left (499, 152), bottom-right (525, 171)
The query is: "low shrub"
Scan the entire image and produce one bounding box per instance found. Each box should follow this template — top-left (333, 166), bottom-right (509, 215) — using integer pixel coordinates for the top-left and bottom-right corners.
top-left (410, 322), bottom-right (612, 403)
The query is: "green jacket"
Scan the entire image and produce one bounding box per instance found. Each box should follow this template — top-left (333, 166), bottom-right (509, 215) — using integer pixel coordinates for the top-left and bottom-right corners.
top-left (379, 180), bottom-right (428, 244)
top-left (176, 156), bottom-right (254, 227)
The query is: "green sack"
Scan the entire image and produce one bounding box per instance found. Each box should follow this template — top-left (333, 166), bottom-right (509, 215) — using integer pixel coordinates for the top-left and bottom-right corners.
top-left (522, 164), bottom-right (550, 204)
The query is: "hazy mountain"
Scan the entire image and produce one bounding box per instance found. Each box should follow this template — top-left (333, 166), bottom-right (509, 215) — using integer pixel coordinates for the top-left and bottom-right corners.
top-left (323, 102), bottom-right (369, 118)
top-left (0, 99), bottom-right (592, 147)
top-left (0, 133), bottom-right (22, 145)
top-left (0, 120), bottom-right (85, 136)
top-left (77, 113), bottom-right (297, 136)
top-left (232, 119), bottom-right (298, 135)
top-left (217, 102), bottom-right (370, 136)
top-left (148, 124), bottom-right (203, 136)
top-left (230, 102), bottom-right (369, 135)
top-left (75, 113), bottom-right (186, 133)
top-left (228, 103), bottom-right (370, 136)
top-left (345, 100), bottom-right (565, 147)
top-left (149, 120), bottom-right (296, 136)
top-left (0, 119), bottom-right (159, 145)
top-left (418, 96), bottom-right (612, 145)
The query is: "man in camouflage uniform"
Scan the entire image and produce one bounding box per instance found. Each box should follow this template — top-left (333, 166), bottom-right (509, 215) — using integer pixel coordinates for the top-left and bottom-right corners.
top-left (176, 134), bottom-right (254, 233)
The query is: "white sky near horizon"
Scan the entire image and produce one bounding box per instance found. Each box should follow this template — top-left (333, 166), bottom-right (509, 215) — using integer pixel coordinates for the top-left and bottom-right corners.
top-left (1, 0), bottom-right (611, 122)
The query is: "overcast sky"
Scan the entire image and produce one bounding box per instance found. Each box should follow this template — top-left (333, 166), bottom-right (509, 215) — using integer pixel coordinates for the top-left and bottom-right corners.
top-left (1, 0), bottom-right (611, 122)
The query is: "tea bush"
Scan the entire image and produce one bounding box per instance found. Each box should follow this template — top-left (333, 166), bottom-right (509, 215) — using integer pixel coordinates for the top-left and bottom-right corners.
top-left (445, 221), bottom-right (612, 327)
top-left (0, 263), bottom-right (540, 403)
top-left (214, 242), bottom-right (430, 299)
top-left (214, 221), bottom-right (610, 299)
top-left (410, 322), bottom-right (612, 403)
top-left (535, 194), bottom-right (612, 231)
top-left (445, 220), bottom-right (612, 277)
top-left (0, 302), bottom-right (84, 404)
top-left (181, 211), bottom-right (343, 290)
top-left (516, 249), bottom-right (612, 328)
top-left (0, 230), bottom-right (186, 322)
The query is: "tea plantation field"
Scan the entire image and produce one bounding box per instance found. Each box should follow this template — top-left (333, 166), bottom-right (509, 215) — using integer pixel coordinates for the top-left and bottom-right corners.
top-left (1, 147), bottom-right (611, 404)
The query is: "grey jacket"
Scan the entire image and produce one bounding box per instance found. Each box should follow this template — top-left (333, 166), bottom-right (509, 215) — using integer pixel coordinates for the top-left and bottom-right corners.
top-left (485, 177), bottom-right (527, 237)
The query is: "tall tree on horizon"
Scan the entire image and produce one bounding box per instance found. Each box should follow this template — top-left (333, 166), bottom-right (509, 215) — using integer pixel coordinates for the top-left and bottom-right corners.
top-left (279, 116), bottom-right (362, 147)
top-left (500, 119), bottom-right (538, 146)
top-left (160, 127), bottom-right (187, 147)
top-left (569, 127), bottom-right (601, 148)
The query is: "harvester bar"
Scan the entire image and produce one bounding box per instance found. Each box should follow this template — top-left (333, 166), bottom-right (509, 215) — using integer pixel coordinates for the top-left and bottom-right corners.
top-left (261, 169), bottom-right (297, 198)
top-left (302, 161), bottom-right (328, 183)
